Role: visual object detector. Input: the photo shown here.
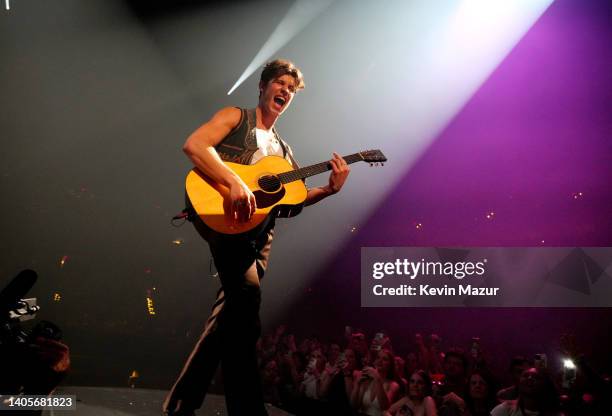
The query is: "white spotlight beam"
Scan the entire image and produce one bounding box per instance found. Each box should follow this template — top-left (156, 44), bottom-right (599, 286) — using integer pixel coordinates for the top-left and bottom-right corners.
top-left (227, 0), bottom-right (334, 95)
top-left (261, 0), bottom-right (555, 315)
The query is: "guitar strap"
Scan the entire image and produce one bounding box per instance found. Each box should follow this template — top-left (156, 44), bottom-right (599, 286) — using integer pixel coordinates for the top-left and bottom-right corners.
top-left (274, 127), bottom-right (300, 169)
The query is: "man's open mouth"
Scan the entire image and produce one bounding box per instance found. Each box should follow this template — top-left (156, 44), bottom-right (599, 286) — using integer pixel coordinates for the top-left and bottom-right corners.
top-left (273, 96), bottom-right (286, 107)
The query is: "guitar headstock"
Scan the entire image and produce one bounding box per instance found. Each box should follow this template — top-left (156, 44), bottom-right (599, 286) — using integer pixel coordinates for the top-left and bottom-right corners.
top-left (359, 149), bottom-right (387, 166)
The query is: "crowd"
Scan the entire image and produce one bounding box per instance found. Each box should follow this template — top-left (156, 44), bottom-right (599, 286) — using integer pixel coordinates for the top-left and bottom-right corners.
top-left (253, 327), bottom-right (609, 416)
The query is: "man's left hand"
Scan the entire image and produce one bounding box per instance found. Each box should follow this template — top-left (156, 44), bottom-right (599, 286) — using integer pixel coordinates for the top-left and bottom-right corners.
top-left (327, 152), bottom-right (350, 194)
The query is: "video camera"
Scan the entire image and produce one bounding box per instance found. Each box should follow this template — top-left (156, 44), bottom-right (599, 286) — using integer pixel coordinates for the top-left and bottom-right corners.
top-left (0, 269), bottom-right (62, 347)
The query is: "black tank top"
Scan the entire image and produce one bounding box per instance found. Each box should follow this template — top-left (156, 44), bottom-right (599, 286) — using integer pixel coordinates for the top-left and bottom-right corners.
top-left (215, 108), bottom-right (299, 168)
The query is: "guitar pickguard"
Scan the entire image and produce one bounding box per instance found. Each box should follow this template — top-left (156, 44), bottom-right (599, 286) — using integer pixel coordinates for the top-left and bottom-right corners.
top-left (253, 188), bottom-right (286, 208)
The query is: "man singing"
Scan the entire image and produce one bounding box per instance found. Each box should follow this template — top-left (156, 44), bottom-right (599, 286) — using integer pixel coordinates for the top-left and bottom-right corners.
top-left (164, 59), bottom-right (350, 416)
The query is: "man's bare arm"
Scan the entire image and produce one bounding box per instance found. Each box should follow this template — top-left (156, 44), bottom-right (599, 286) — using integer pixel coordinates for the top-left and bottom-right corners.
top-left (304, 152), bottom-right (350, 206)
top-left (183, 107), bottom-right (256, 222)
top-left (183, 107), bottom-right (241, 187)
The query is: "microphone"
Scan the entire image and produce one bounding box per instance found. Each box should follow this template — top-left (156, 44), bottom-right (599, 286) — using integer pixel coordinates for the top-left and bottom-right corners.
top-left (0, 269), bottom-right (38, 314)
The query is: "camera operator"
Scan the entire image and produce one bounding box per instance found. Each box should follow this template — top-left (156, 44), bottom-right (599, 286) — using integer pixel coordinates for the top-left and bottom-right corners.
top-left (0, 270), bottom-right (70, 407)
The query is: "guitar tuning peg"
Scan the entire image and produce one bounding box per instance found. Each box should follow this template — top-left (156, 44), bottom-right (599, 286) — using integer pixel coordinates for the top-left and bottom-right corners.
top-left (381, 163), bottom-right (384, 166)
top-left (370, 163), bottom-right (373, 167)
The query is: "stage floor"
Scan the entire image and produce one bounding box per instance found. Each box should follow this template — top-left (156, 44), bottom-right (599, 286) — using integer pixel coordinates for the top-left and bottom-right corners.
top-left (43, 386), bottom-right (292, 416)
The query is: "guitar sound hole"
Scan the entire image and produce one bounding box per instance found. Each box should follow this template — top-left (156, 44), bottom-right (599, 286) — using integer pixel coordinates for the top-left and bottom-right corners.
top-left (258, 175), bottom-right (282, 193)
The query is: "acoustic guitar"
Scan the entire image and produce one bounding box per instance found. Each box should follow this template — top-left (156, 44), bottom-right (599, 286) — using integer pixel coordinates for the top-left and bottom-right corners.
top-left (185, 149), bottom-right (386, 234)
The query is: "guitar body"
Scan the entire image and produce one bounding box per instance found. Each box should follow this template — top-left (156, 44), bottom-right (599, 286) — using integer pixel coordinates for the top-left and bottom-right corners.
top-left (185, 155), bottom-right (308, 235)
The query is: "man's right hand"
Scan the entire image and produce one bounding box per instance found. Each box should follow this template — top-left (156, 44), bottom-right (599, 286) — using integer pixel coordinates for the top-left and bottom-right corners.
top-left (229, 179), bottom-right (256, 223)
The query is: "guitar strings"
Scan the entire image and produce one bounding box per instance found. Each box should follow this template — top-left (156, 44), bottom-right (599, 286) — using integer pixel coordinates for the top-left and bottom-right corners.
top-left (257, 153), bottom-right (366, 188)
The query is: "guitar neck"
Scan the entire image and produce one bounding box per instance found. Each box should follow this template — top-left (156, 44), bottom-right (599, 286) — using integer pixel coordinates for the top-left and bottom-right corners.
top-left (278, 153), bottom-right (364, 184)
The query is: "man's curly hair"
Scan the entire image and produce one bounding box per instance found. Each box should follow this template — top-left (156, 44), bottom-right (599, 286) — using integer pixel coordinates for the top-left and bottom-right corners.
top-left (259, 59), bottom-right (305, 91)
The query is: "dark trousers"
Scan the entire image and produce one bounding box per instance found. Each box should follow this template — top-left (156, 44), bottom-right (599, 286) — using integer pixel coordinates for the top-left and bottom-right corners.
top-left (163, 216), bottom-right (274, 416)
